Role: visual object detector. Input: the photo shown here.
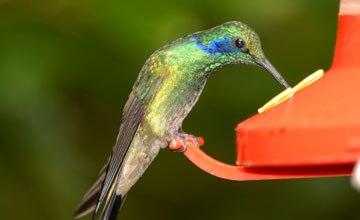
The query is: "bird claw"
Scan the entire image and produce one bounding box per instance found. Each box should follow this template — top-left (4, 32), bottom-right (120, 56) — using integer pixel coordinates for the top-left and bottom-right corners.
top-left (169, 135), bottom-right (204, 153)
top-left (178, 133), bottom-right (201, 147)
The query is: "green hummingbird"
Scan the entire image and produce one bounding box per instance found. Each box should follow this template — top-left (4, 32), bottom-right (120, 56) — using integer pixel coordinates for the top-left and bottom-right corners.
top-left (74, 21), bottom-right (289, 220)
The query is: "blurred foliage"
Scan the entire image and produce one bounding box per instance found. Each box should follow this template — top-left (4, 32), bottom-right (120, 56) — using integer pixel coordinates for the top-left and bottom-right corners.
top-left (1, 0), bottom-right (359, 219)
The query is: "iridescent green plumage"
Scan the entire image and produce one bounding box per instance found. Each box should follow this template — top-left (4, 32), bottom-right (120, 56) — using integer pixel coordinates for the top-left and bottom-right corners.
top-left (74, 21), bottom-right (289, 220)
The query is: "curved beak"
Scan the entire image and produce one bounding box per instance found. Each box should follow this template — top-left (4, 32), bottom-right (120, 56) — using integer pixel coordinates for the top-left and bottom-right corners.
top-left (254, 57), bottom-right (290, 89)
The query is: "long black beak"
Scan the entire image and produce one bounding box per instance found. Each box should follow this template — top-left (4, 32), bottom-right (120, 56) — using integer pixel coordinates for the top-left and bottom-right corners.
top-left (254, 57), bottom-right (290, 89)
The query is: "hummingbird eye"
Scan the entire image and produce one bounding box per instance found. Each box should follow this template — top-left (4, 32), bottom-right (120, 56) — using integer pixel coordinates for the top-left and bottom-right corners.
top-left (233, 37), bottom-right (249, 53)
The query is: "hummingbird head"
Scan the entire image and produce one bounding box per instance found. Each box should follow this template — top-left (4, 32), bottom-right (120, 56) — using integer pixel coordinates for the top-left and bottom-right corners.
top-left (192, 21), bottom-right (289, 89)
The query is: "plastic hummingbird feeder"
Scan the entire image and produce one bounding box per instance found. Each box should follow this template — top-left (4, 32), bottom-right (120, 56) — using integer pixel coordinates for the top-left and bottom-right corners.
top-left (169, 0), bottom-right (360, 181)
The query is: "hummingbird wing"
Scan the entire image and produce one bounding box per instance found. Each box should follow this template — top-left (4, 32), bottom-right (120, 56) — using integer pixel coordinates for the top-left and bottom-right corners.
top-left (73, 91), bottom-right (147, 219)
top-left (73, 52), bottom-right (169, 219)
top-left (94, 57), bottom-right (168, 218)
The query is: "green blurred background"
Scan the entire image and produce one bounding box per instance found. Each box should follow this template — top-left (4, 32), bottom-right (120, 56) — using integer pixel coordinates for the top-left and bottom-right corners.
top-left (1, 0), bottom-right (359, 219)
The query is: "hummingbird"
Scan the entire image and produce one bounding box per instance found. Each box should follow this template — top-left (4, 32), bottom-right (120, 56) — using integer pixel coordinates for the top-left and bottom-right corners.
top-left (74, 21), bottom-right (289, 220)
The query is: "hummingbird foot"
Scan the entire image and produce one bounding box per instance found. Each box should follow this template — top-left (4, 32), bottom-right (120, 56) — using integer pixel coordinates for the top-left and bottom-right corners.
top-left (177, 132), bottom-right (201, 147)
top-left (169, 132), bottom-right (204, 153)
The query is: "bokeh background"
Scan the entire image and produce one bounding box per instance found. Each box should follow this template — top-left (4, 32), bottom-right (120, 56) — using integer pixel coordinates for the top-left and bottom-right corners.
top-left (1, 0), bottom-right (359, 219)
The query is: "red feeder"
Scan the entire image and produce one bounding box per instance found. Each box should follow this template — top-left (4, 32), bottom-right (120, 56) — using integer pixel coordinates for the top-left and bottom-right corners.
top-left (170, 0), bottom-right (360, 180)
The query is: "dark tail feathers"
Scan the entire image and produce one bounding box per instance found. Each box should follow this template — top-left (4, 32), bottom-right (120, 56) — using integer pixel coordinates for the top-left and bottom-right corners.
top-left (100, 193), bottom-right (127, 220)
top-left (74, 160), bottom-right (127, 220)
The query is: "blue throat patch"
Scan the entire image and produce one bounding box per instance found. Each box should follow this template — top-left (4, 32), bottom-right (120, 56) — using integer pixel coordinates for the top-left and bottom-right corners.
top-left (194, 35), bottom-right (237, 55)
